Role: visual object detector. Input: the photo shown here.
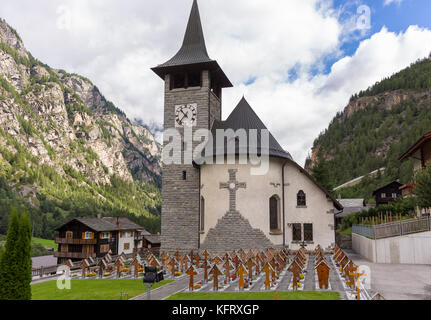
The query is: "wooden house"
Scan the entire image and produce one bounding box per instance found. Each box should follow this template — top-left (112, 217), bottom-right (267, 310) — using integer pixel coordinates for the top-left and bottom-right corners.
top-left (372, 181), bottom-right (403, 206)
top-left (54, 216), bottom-right (149, 264)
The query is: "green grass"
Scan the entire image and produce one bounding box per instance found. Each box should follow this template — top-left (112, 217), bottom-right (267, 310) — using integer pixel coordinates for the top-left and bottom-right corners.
top-left (166, 291), bottom-right (340, 301)
top-left (31, 279), bottom-right (173, 300)
top-left (337, 227), bottom-right (352, 235)
top-left (31, 237), bottom-right (58, 250)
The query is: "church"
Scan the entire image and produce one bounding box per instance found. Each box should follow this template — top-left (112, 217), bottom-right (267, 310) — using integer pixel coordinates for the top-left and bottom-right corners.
top-left (151, 0), bottom-right (342, 253)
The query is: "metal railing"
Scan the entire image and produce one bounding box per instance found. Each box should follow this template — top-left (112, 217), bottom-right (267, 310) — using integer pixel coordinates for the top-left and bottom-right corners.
top-left (353, 216), bottom-right (431, 240)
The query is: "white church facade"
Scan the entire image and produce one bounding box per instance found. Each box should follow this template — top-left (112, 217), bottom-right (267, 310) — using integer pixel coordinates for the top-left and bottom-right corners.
top-left (152, 0), bottom-right (342, 253)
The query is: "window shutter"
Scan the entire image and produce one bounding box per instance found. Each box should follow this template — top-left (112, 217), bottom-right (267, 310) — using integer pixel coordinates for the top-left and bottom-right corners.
top-left (82, 232), bottom-right (85, 240)
top-left (99, 233), bottom-right (102, 239)
top-left (110, 232), bottom-right (112, 238)
top-left (131, 231), bottom-right (134, 237)
top-left (120, 232), bottom-right (123, 238)
top-left (91, 232), bottom-right (94, 239)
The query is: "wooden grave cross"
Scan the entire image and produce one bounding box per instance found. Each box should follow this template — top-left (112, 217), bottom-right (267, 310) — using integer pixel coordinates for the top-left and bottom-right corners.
top-left (236, 264), bottom-right (248, 291)
top-left (81, 259), bottom-right (89, 278)
top-left (262, 262), bottom-right (274, 290)
top-left (132, 257), bottom-right (140, 278)
top-left (223, 259), bottom-right (233, 284)
top-left (344, 260), bottom-right (357, 288)
top-left (186, 265), bottom-right (198, 292)
top-left (246, 258), bottom-right (255, 280)
top-left (288, 261), bottom-right (302, 291)
top-left (202, 258), bottom-right (210, 283)
top-left (210, 264), bottom-right (222, 292)
top-left (315, 260), bottom-right (330, 289)
top-left (349, 267), bottom-right (366, 300)
top-left (114, 258), bottom-right (123, 278)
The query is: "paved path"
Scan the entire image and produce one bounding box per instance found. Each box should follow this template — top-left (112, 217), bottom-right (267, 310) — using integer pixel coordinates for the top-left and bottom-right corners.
top-left (346, 250), bottom-right (431, 300)
top-left (132, 272), bottom-right (204, 300)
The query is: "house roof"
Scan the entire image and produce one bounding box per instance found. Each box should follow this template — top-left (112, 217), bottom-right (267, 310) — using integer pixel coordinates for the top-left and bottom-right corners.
top-left (372, 180), bottom-right (403, 196)
top-left (399, 130), bottom-right (431, 161)
top-left (143, 235), bottom-right (161, 244)
top-left (207, 97), bottom-right (294, 161)
top-left (55, 217), bottom-right (143, 232)
top-left (338, 199), bottom-right (365, 208)
top-left (151, 0), bottom-right (232, 88)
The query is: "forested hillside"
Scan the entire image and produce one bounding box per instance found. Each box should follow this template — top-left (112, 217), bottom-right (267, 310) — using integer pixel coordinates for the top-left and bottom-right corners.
top-left (309, 55), bottom-right (431, 202)
top-left (0, 18), bottom-right (162, 237)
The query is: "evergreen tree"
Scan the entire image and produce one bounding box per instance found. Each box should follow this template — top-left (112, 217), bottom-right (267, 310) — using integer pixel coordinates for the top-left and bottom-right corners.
top-left (311, 150), bottom-right (333, 193)
top-left (16, 212), bottom-right (32, 300)
top-left (414, 166), bottom-right (431, 209)
top-left (0, 208), bottom-right (20, 299)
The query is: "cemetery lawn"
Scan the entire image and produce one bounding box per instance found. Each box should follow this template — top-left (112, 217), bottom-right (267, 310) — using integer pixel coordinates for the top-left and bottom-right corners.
top-left (167, 291), bottom-right (340, 300)
top-left (32, 279), bottom-right (173, 300)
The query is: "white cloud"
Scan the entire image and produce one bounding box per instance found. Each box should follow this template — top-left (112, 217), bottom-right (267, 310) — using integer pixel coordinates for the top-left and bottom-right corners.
top-left (0, 0), bottom-right (430, 166)
top-left (384, 0), bottom-right (403, 6)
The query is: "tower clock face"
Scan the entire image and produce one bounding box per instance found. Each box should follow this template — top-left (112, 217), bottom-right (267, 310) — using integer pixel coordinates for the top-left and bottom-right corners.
top-left (175, 104), bottom-right (197, 127)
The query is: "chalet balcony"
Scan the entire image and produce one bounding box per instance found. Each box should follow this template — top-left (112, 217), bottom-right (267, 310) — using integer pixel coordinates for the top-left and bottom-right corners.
top-left (55, 238), bottom-right (97, 245)
top-left (54, 251), bottom-right (97, 259)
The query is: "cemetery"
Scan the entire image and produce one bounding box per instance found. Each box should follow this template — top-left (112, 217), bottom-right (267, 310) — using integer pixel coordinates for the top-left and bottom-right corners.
top-left (40, 244), bottom-right (384, 300)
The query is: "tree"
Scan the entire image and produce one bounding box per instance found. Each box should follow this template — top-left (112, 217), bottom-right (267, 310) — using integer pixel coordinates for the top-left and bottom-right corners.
top-left (15, 212), bottom-right (32, 300)
top-left (0, 208), bottom-right (20, 299)
top-left (414, 166), bottom-right (431, 209)
top-left (0, 208), bottom-right (32, 300)
top-left (311, 149), bottom-right (333, 193)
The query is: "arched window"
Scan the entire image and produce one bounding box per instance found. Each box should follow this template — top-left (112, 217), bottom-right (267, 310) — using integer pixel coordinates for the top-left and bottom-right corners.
top-left (269, 195), bottom-right (281, 231)
top-left (297, 190), bottom-right (306, 207)
top-left (200, 196), bottom-right (205, 232)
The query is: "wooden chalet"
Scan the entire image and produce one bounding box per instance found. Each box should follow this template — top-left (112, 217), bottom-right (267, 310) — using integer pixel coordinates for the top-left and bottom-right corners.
top-left (372, 181), bottom-right (403, 206)
top-left (54, 217), bottom-right (151, 264)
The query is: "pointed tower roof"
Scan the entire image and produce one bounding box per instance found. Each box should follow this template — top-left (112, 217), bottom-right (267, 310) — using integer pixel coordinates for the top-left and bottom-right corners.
top-left (152, 0), bottom-right (232, 88)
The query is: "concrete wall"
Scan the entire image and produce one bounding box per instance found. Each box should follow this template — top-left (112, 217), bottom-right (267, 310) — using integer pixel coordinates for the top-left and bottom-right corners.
top-left (353, 231), bottom-right (431, 264)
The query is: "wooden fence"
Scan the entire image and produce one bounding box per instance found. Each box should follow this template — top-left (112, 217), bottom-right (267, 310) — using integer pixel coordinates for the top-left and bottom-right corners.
top-left (353, 216), bottom-right (431, 240)
top-left (32, 265), bottom-right (58, 278)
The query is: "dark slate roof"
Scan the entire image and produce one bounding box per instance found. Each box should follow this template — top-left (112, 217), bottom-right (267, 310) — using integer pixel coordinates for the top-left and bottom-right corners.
top-left (206, 97), bottom-right (293, 161)
top-left (32, 255), bottom-right (58, 268)
top-left (143, 235), bottom-right (161, 244)
top-left (338, 199), bottom-right (365, 208)
top-left (151, 0), bottom-right (232, 88)
top-left (56, 217), bottom-right (143, 232)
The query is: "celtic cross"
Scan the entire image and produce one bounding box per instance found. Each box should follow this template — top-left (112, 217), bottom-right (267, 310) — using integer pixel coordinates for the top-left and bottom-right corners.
top-left (220, 169), bottom-right (246, 212)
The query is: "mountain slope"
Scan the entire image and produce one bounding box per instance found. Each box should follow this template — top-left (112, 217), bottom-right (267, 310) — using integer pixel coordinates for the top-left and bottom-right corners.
top-left (0, 18), bottom-right (162, 236)
top-left (307, 55), bottom-right (431, 201)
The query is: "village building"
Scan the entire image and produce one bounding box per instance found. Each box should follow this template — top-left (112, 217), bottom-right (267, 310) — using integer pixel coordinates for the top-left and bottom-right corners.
top-left (54, 216), bottom-right (150, 264)
top-left (152, 0), bottom-right (342, 253)
top-left (399, 130), bottom-right (431, 215)
top-left (372, 181), bottom-right (403, 207)
top-left (334, 199), bottom-right (372, 229)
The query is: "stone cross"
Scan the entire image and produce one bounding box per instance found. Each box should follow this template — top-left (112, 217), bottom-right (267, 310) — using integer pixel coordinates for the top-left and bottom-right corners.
top-left (220, 169), bottom-right (246, 212)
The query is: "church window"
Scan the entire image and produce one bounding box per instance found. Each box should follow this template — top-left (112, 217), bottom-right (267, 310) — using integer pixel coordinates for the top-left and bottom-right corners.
top-left (187, 71), bottom-right (202, 87)
top-left (171, 73), bottom-right (186, 89)
top-left (292, 223), bottom-right (302, 241)
top-left (304, 224), bottom-right (313, 241)
top-left (182, 171), bottom-right (187, 180)
top-left (297, 190), bottom-right (306, 206)
top-left (200, 196), bottom-right (205, 232)
top-left (269, 195), bottom-right (281, 231)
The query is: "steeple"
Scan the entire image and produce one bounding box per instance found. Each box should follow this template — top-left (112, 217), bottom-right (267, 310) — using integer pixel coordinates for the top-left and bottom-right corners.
top-left (152, 0), bottom-right (232, 88)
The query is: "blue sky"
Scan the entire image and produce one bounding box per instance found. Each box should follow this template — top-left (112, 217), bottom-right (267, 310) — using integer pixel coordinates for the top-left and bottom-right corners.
top-left (1, 0), bottom-right (431, 164)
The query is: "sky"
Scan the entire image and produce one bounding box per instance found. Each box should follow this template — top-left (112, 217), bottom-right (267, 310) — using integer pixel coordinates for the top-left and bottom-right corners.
top-left (1, 0), bottom-right (431, 166)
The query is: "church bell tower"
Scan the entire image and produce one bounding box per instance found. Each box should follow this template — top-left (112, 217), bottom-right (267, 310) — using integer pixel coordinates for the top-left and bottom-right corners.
top-left (152, 0), bottom-right (232, 252)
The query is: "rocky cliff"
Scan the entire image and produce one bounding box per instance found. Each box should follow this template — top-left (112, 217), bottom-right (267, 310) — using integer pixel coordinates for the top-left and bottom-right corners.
top-left (0, 18), bottom-right (161, 186)
top-left (0, 18), bottom-right (162, 235)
